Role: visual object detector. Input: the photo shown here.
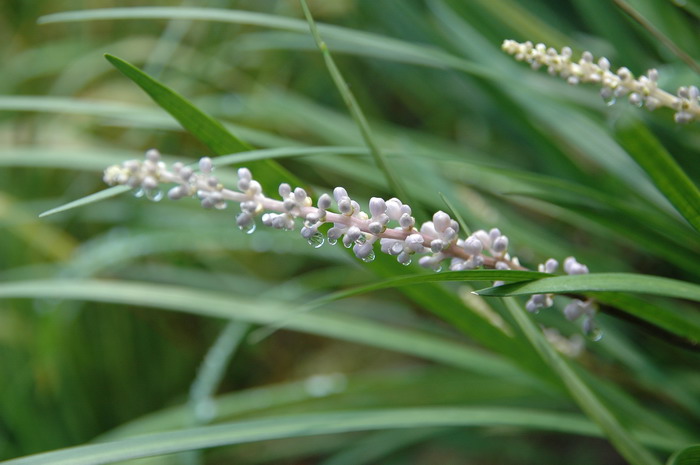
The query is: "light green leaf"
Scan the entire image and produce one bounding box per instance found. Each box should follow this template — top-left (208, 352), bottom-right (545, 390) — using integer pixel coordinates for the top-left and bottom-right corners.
top-left (476, 273), bottom-right (700, 342)
top-left (0, 279), bottom-right (522, 379)
top-left (476, 273), bottom-right (700, 302)
top-left (1, 407), bottom-right (681, 465)
top-left (39, 186), bottom-right (131, 218)
top-left (312, 270), bottom-right (549, 307)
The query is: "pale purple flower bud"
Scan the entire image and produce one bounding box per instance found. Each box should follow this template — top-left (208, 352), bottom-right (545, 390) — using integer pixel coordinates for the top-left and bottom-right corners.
top-left (333, 187), bottom-right (348, 202)
top-left (564, 299), bottom-right (585, 321)
top-left (327, 227), bottom-right (343, 240)
top-left (368, 222), bottom-right (383, 235)
top-left (318, 193), bottom-right (332, 209)
top-left (495, 261), bottom-right (510, 270)
top-left (442, 227), bottom-right (457, 242)
top-left (294, 187), bottom-right (307, 203)
top-left (492, 235), bottom-right (509, 254)
top-left (430, 239), bottom-right (444, 253)
top-left (278, 183), bottom-right (291, 198)
top-left (564, 256), bottom-right (589, 275)
top-left (345, 226), bottom-right (362, 243)
top-left (353, 242), bottom-right (374, 259)
top-left (338, 198), bottom-right (353, 215)
top-left (283, 198), bottom-right (296, 212)
top-left (180, 166), bottom-right (193, 181)
top-left (236, 212), bottom-right (253, 228)
top-left (142, 176), bottom-right (157, 190)
top-left (397, 251), bottom-right (412, 265)
top-left (300, 226), bottom-right (317, 239)
top-left (390, 241), bottom-right (404, 255)
top-left (544, 258), bottom-right (558, 274)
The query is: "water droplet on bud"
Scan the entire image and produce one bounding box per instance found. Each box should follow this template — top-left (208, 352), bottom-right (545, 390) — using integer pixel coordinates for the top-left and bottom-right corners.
top-left (146, 188), bottom-right (163, 202)
top-left (133, 187), bottom-right (145, 198)
top-left (361, 251), bottom-right (376, 263)
top-left (327, 237), bottom-right (337, 246)
top-left (307, 232), bottom-right (325, 249)
top-left (603, 95), bottom-right (616, 107)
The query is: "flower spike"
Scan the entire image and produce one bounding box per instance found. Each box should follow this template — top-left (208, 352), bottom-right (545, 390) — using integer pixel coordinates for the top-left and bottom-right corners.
top-left (502, 39), bottom-right (700, 123)
top-left (104, 149), bottom-right (599, 336)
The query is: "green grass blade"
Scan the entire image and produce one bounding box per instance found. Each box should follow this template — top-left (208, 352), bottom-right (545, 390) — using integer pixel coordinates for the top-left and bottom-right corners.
top-left (311, 270), bottom-right (548, 307)
top-left (1, 407), bottom-right (681, 465)
top-left (0, 279), bottom-right (522, 379)
top-left (39, 186), bottom-right (130, 218)
top-left (38, 7), bottom-right (489, 75)
top-left (438, 192), bottom-right (471, 235)
top-left (502, 298), bottom-right (663, 465)
top-left (477, 273), bottom-right (700, 343)
top-left (592, 293), bottom-right (700, 345)
top-left (615, 120), bottom-right (700, 233)
top-left (298, 0), bottom-right (411, 206)
top-left (104, 54), bottom-right (251, 154)
top-left (476, 273), bottom-right (700, 301)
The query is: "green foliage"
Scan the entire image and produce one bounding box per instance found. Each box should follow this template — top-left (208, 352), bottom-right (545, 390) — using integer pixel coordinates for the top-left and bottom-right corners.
top-left (1, 1), bottom-right (699, 464)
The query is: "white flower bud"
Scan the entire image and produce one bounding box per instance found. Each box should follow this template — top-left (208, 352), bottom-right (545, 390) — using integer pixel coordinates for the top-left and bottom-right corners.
top-left (369, 197), bottom-right (386, 217)
top-left (430, 239), bottom-right (444, 253)
top-left (399, 213), bottom-right (414, 229)
top-left (146, 149), bottom-right (161, 162)
top-left (385, 198), bottom-right (403, 220)
top-left (238, 167), bottom-right (251, 181)
top-left (405, 234), bottom-right (425, 252)
top-left (474, 230), bottom-right (491, 248)
top-left (463, 236), bottom-right (483, 255)
top-left (433, 211), bottom-right (451, 233)
top-left (199, 157), bottom-right (213, 173)
top-left (333, 187), bottom-right (348, 202)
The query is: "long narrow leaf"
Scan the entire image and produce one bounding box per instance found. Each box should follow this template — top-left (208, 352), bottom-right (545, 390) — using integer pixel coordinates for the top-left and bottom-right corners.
top-left (0, 279), bottom-right (523, 379)
top-left (476, 273), bottom-right (700, 302)
top-left (1, 407), bottom-right (681, 465)
top-left (615, 120), bottom-right (700, 233)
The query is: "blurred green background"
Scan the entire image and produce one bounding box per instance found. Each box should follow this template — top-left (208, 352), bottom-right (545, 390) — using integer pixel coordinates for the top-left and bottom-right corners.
top-left (2, 1), bottom-right (699, 464)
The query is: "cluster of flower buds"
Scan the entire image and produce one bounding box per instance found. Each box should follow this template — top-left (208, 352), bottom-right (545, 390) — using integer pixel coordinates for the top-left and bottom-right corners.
top-left (103, 149), bottom-right (529, 272)
top-left (525, 257), bottom-right (600, 338)
top-left (502, 39), bottom-right (700, 124)
top-left (103, 149), bottom-right (599, 337)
